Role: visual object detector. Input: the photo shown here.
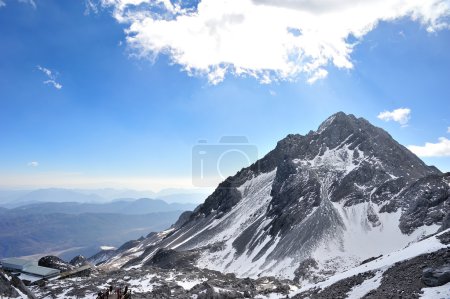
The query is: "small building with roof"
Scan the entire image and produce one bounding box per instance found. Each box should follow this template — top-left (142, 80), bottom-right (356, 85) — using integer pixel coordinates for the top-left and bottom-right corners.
top-left (23, 265), bottom-right (60, 279)
top-left (1, 257), bottom-right (33, 271)
top-left (1, 257), bottom-right (60, 279)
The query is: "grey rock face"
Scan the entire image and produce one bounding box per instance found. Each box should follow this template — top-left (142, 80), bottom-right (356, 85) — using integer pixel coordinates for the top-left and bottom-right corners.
top-left (1, 270), bottom-right (36, 299)
top-left (0, 270), bottom-right (20, 298)
top-left (69, 255), bottom-right (88, 267)
top-left (87, 248), bottom-right (118, 265)
top-left (38, 255), bottom-right (73, 271)
top-left (294, 258), bottom-right (319, 283)
top-left (399, 173), bottom-right (450, 234)
top-left (172, 210), bottom-right (194, 229)
top-left (145, 248), bottom-right (200, 269)
top-left (422, 264), bottom-right (450, 287)
top-left (118, 239), bottom-right (141, 251)
top-left (438, 229), bottom-right (450, 245)
top-left (10, 275), bottom-right (37, 299)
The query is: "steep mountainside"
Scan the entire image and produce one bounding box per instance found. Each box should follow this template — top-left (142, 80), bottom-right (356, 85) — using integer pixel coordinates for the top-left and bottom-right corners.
top-left (100, 112), bottom-right (449, 283)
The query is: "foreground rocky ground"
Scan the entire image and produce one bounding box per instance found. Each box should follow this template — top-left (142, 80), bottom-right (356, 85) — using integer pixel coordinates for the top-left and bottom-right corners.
top-left (2, 231), bottom-right (449, 298)
top-left (29, 266), bottom-right (294, 299)
top-left (292, 230), bottom-right (450, 299)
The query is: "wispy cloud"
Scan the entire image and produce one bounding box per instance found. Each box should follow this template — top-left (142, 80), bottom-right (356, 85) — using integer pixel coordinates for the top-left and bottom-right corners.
top-left (99, 0), bottom-right (450, 84)
top-left (84, 0), bottom-right (99, 15)
top-left (377, 108), bottom-right (411, 126)
top-left (18, 0), bottom-right (36, 9)
top-left (408, 137), bottom-right (450, 157)
top-left (447, 126), bottom-right (450, 133)
top-left (37, 65), bottom-right (63, 90)
top-left (27, 161), bottom-right (39, 167)
top-left (0, 0), bottom-right (6, 8)
top-left (307, 69), bottom-right (328, 85)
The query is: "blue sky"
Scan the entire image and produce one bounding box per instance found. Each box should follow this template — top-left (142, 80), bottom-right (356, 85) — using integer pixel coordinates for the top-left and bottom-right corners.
top-left (0, 0), bottom-right (449, 190)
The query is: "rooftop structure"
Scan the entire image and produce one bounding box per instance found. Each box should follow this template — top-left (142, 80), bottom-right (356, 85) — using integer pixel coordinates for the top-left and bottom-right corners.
top-left (0, 257), bottom-right (34, 271)
top-left (23, 265), bottom-right (60, 278)
top-left (1, 257), bottom-right (60, 279)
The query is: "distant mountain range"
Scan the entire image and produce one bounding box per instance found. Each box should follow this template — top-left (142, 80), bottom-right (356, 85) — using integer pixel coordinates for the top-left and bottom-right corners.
top-left (0, 188), bottom-right (209, 208)
top-left (4, 198), bottom-right (197, 215)
top-left (0, 198), bottom-right (198, 260)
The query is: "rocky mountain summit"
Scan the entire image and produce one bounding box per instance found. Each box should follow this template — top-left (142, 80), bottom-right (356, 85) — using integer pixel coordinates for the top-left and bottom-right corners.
top-left (99, 113), bottom-right (448, 280)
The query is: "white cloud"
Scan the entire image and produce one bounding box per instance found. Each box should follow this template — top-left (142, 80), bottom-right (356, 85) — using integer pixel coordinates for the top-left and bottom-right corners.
top-left (307, 68), bottom-right (328, 84)
top-left (408, 137), bottom-right (450, 157)
top-left (27, 161), bottom-right (39, 167)
top-left (447, 126), bottom-right (450, 133)
top-left (377, 108), bottom-right (411, 126)
top-left (37, 65), bottom-right (63, 90)
top-left (100, 0), bottom-right (450, 84)
top-left (0, 1), bottom-right (6, 8)
top-left (84, 0), bottom-right (99, 15)
top-left (18, 0), bottom-right (36, 9)
top-left (44, 80), bottom-right (63, 90)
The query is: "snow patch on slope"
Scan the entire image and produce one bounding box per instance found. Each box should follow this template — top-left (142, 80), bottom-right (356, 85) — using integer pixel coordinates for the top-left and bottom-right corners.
top-left (195, 169), bottom-right (277, 276)
top-left (293, 141), bottom-right (365, 176)
top-left (346, 270), bottom-right (384, 299)
top-left (292, 229), bottom-right (449, 296)
top-left (311, 202), bottom-right (440, 277)
top-left (420, 282), bottom-right (450, 299)
top-left (127, 273), bottom-right (157, 293)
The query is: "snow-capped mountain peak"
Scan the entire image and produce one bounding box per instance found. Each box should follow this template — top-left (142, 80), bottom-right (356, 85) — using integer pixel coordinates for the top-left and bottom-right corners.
top-left (98, 112), bottom-right (448, 285)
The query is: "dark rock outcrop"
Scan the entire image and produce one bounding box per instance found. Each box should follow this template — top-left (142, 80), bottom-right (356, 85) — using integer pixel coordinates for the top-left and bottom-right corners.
top-left (69, 255), bottom-right (88, 267)
top-left (0, 270), bottom-right (20, 298)
top-left (145, 248), bottom-right (200, 269)
top-left (293, 271), bottom-right (376, 299)
top-left (364, 248), bottom-right (450, 299)
top-left (10, 275), bottom-right (37, 299)
top-left (422, 264), bottom-right (450, 287)
top-left (38, 256), bottom-right (73, 271)
top-left (399, 173), bottom-right (450, 234)
top-left (118, 240), bottom-right (141, 251)
top-left (360, 255), bottom-right (382, 265)
top-left (172, 211), bottom-right (194, 229)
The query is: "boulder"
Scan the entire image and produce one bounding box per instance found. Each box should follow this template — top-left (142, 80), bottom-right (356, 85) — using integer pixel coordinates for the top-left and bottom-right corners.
top-left (422, 264), bottom-right (450, 287)
top-left (69, 255), bottom-right (88, 267)
top-left (38, 256), bottom-right (74, 272)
